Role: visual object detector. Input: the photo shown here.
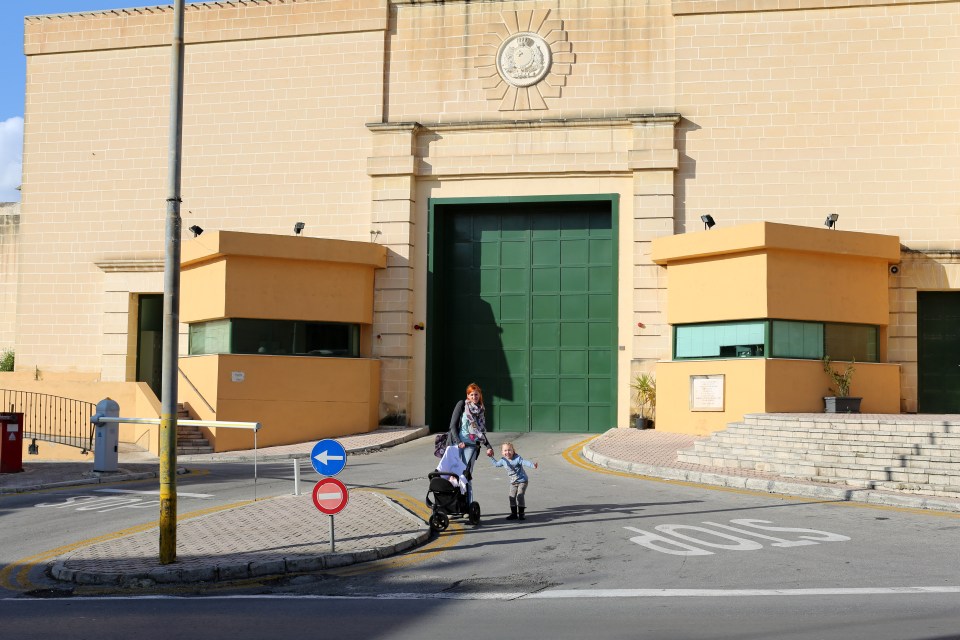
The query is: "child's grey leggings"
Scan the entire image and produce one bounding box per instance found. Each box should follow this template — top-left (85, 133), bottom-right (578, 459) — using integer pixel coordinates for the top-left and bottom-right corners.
top-left (509, 482), bottom-right (529, 507)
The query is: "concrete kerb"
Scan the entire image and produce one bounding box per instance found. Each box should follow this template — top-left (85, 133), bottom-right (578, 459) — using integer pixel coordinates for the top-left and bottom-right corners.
top-left (581, 443), bottom-right (960, 514)
top-left (0, 470), bottom-right (162, 495)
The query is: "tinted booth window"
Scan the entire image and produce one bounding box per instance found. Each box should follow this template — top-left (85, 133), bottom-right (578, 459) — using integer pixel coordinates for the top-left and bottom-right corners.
top-left (674, 321), bottom-right (766, 359)
top-left (674, 320), bottom-right (878, 362)
top-left (189, 319), bottom-right (359, 357)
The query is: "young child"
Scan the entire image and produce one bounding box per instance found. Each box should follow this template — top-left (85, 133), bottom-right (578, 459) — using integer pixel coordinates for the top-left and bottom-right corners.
top-left (487, 441), bottom-right (538, 520)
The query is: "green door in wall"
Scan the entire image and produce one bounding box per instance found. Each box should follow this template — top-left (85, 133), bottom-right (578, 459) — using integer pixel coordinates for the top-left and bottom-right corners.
top-left (136, 294), bottom-right (164, 399)
top-left (917, 291), bottom-right (960, 413)
top-left (431, 199), bottom-right (616, 433)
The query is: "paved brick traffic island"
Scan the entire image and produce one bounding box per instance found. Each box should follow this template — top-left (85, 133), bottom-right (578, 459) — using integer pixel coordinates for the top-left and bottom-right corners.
top-left (50, 491), bottom-right (429, 587)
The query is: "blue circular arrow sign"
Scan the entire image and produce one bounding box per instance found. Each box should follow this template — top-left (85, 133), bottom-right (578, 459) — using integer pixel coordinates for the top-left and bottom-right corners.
top-left (310, 438), bottom-right (347, 477)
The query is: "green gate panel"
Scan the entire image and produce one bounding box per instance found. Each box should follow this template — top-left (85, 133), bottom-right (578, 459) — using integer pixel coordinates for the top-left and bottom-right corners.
top-left (918, 292), bottom-right (960, 413)
top-left (433, 199), bottom-right (615, 433)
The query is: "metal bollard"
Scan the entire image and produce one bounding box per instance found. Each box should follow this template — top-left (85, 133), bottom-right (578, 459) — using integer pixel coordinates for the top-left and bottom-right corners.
top-left (293, 458), bottom-right (300, 495)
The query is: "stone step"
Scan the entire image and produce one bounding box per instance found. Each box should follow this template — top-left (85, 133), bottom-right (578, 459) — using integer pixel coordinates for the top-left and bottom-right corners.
top-left (684, 436), bottom-right (960, 463)
top-left (680, 444), bottom-right (960, 474)
top-left (175, 417), bottom-right (212, 455)
top-left (676, 451), bottom-right (960, 497)
top-left (677, 414), bottom-right (960, 500)
top-left (742, 414), bottom-right (960, 434)
top-left (696, 432), bottom-right (960, 458)
top-left (724, 423), bottom-right (960, 445)
top-left (177, 446), bottom-right (214, 455)
top-left (707, 429), bottom-right (960, 456)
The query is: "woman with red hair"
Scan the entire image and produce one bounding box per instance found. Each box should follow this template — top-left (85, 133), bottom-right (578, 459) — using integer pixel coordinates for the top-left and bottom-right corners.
top-left (448, 383), bottom-right (494, 472)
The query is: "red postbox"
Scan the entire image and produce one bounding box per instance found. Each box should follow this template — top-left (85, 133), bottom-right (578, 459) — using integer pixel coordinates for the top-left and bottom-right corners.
top-left (0, 412), bottom-right (24, 473)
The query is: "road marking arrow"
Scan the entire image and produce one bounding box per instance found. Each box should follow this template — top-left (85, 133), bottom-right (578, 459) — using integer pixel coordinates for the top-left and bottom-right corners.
top-left (314, 450), bottom-right (345, 466)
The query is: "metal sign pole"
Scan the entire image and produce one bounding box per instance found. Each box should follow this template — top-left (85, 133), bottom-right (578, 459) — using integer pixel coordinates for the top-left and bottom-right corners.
top-left (293, 459), bottom-right (301, 496)
top-left (329, 515), bottom-right (335, 553)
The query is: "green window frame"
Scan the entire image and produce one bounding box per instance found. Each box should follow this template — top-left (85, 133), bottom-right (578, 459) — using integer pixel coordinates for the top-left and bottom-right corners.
top-left (674, 320), bottom-right (879, 362)
top-left (188, 319), bottom-right (360, 357)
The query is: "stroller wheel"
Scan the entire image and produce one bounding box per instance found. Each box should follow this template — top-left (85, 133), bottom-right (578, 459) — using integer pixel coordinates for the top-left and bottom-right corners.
top-left (429, 512), bottom-right (449, 532)
top-left (468, 501), bottom-right (481, 525)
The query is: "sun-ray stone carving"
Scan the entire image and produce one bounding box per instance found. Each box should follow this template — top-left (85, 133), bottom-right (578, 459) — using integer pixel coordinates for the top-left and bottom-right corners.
top-left (475, 9), bottom-right (573, 111)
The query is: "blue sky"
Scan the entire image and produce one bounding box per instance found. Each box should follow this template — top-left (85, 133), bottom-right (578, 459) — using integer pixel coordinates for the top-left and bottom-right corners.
top-left (0, 1), bottom-right (201, 202)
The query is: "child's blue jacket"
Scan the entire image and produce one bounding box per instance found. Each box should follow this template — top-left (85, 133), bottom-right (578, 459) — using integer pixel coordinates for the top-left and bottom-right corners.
top-left (490, 454), bottom-right (535, 484)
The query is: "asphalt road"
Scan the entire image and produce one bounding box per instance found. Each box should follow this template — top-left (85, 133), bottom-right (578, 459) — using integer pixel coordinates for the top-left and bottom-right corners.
top-left (2, 432), bottom-right (959, 639)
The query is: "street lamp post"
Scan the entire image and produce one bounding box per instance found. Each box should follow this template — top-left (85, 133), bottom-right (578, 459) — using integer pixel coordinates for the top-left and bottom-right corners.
top-left (160, 0), bottom-right (185, 565)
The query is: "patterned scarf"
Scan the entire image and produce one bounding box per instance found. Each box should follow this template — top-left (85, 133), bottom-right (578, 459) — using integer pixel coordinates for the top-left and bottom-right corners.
top-left (465, 400), bottom-right (486, 440)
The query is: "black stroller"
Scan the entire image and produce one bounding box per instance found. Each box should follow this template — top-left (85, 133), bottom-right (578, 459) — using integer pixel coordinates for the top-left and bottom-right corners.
top-left (426, 451), bottom-right (481, 532)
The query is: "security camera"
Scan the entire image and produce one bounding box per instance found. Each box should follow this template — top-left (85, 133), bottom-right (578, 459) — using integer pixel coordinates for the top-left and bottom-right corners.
top-left (889, 264), bottom-right (900, 275)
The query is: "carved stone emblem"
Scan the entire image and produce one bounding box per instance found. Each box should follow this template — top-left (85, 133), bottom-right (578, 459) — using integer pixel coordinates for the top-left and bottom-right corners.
top-left (475, 10), bottom-right (573, 111)
top-left (497, 32), bottom-right (552, 88)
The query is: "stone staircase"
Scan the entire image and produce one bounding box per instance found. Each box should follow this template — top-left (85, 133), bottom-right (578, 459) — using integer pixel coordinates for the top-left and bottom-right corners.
top-left (677, 413), bottom-right (960, 498)
top-left (176, 404), bottom-right (213, 455)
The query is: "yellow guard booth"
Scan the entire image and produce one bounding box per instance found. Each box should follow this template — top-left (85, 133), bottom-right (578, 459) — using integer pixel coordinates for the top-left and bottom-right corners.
top-left (178, 231), bottom-right (386, 451)
top-left (651, 222), bottom-right (902, 436)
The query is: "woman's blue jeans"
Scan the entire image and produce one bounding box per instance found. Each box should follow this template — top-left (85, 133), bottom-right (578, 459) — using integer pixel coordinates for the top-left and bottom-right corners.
top-left (459, 445), bottom-right (479, 503)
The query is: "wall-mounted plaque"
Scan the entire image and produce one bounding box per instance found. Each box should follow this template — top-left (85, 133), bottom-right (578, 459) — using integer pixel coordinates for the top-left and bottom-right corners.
top-left (690, 375), bottom-right (724, 411)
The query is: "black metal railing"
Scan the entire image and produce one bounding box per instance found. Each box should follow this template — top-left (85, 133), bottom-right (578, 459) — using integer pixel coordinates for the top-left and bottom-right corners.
top-left (1, 389), bottom-right (97, 453)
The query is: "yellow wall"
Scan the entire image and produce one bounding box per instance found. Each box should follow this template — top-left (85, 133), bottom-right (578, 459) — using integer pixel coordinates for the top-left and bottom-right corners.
top-left (181, 231), bottom-right (386, 325)
top-left (765, 359), bottom-right (901, 414)
top-left (179, 259), bottom-right (228, 326)
top-left (766, 252), bottom-right (891, 325)
top-left (657, 359), bottom-right (767, 436)
top-left (659, 253), bottom-right (769, 323)
top-left (658, 358), bottom-right (902, 435)
top-left (179, 354), bottom-right (380, 451)
top-left (653, 222), bottom-right (901, 325)
top-left (225, 258), bottom-right (375, 324)
top-left (19, 439), bottom-right (92, 463)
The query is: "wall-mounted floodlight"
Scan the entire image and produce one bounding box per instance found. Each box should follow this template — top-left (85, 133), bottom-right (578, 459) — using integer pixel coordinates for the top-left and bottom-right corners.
top-left (824, 213), bottom-right (839, 229)
top-left (294, 222), bottom-right (305, 236)
top-left (188, 225), bottom-right (203, 238)
top-left (700, 214), bottom-right (716, 230)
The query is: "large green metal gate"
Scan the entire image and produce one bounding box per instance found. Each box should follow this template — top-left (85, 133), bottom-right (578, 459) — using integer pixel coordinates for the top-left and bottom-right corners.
top-left (428, 197), bottom-right (617, 433)
top-left (917, 291), bottom-right (960, 413)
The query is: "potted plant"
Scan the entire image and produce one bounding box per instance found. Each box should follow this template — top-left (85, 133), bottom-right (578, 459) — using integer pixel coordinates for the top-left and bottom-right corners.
top-left (630, 372), bottom-right (656, 428)
top-left (822, 356), bottom-right (861, 413)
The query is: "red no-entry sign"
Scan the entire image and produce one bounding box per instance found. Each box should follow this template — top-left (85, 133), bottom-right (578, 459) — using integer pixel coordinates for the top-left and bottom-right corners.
top-left (312, 477), bottom-right (349, 515)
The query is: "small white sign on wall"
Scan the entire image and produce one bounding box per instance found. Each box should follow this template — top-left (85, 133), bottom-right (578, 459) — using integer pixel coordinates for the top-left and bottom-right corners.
top-left (690, 374), bottom-right (724, 411)
top-left (231, 371), bottom-right (245, 383)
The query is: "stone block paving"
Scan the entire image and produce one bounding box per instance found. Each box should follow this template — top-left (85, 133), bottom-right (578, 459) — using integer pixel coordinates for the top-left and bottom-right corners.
top-left (50, 491), bottom-right (429, 586)
top-left (587, 428), bottom-right (787, 480)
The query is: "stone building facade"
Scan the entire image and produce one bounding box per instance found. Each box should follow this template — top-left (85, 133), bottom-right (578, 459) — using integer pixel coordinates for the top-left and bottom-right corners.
top-left (9, 0), bottom-right (960, 432)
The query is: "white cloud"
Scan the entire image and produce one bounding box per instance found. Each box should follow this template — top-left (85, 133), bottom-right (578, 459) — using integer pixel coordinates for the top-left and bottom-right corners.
top-left (0, 117), bottom-right (24, 203)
